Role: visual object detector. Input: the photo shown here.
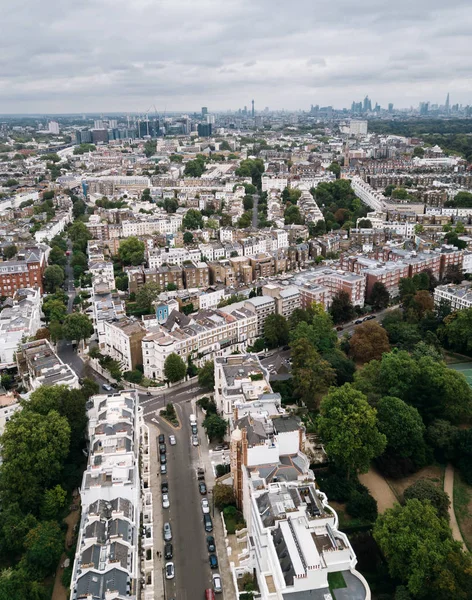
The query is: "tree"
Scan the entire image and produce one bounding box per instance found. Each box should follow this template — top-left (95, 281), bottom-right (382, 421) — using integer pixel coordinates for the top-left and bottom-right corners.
top-left (40, 485), bottom-right (67, 520)
top-left (203, 413), bottom-right (227, 442)
top-left (317, 384), bottom-right (387, 478)
top-left (291, 338), bottom-right (336, 409)
top-left (123, 370), bottom-right (143, 384)
top-left (118, 237), bottom-right (145, 266)
top-left (374, 499), bottom-right (472, 599)
top-left (0, 410), bottom-right (70, 511)
top-left (164, 353), bottom-right (187, 383)
top-left (443, 264), bottom-right (464, 284)
top-left (24, 520), bottom-right (64, 579)
top-left (48, 245), bottom-right (66, 267)
top-left (182, 208), bottom-right (204, 230)
top-left (237, 211), bottom-right (252, 228)
top-left (263, 314), bottom-right (289, 349)
top-left (440, 307), bottom-right (472, 354)
top-left (68, 221), bottom-right (91, 252)
top-left (3, 245), bottom-right (17, 260)
top-left (42, 298), bottom-right (67, 323)
top-left (198, 361), bottom-right (215, 389)
top-left (410, 289), bottom-right (434, 319)
top-left (135, 282), bottom-right (160, 313)
top-left (163, 198), bottom-right (178, 213)
top-left (349, 321), bottom-right (390, 363)
top-left (284, 205), bottom-right (303, 225)
top-left (376, 396), bottom-right (427, 474)
top-left (290, 303), bottom-right (337, 353)
top-left (327, 162), bottom-right (341, 178)
top-left (184, 157), bottom-right (206, 177)
top-left (213, 483), bottom-right (236, 510)
top-left (72, 199), bottom-right (86, 218)
top-left (368, 281), bottom-right (390, 310)
top-left (329, 291), bottom-right (355, 324)
top-left (322, 348), bottom-right (356, 385)
top-left (43, 265), bottom-right (64, 292)
top-left (403, 479), bottom-right (450, 520)
top-left (183, 231), bottom-right (194, 244)
top-left (243, 195), bottom-right (254, 211)
top-left (357, 218), bottom-right (372, 228)
top-left (62, 313), bottom-right (93, 342)
top-left (413, 146), bottom-right (425, 158)
top-left (49, 320), bottom-right (63, 343)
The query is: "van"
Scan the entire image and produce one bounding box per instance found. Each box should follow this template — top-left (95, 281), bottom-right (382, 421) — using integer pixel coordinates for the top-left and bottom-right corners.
top-left (190, 414), bottom-right (197, 425)
top-left (204, 514), bottom-right (213, 532)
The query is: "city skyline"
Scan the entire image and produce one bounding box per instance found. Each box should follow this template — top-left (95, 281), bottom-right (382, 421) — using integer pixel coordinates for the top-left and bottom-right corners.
top-left (1, 0), bottom-right (472, 113)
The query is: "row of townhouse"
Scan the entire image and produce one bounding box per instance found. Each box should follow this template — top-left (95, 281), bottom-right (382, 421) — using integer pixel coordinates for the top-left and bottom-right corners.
top-left (70, 390), bottom-right (156, 600)
top-left (213, 354), bottom-right (370, 600)
top-left (297, 190), bottom-right (325, 224)
top-left (0, 246), bottom-right (47, 296)
top-left (34, 208), bottom-right (73, 243)
top-left (434, 283), bottom-right (472, 310)
top-left (142, 307), bottom-right (257, 381)
top-left (291, 267), bottom-right (366, 309)
top-left (126, 261), bottom-right (209, 294)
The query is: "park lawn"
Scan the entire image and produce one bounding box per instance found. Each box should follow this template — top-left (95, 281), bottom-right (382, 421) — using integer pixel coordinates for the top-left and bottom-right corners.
top-left (386, 464), bottom-right (445, 501)
top-left (328, 571), bottom-right (347, 591)
top-left (453, 471), bottom-right (472, 553)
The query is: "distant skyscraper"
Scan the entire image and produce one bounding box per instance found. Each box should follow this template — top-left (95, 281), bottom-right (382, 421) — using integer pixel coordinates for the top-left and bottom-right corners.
top-left (445, 93), bottom-right (450, 113)
top-left (363, 96), bottom-right (372, 112)
top-left (48, 121), bottom-right (60, 135)
top-left (197, 123), bottom-right (212, 137)
top-left (202, 107), bottom-right (208, 117)
top-left (94, 119), bottom-right (104, 129)
top-left (251, 100), bottom-right (255, 118)
top-left (388, 103), bottom-right (394, 113)
top-left (108, 119), bottom-right (118, 129)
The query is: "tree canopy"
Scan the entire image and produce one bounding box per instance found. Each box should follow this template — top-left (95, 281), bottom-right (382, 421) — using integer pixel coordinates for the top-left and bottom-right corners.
top-left (349, 321), bottom-right (391, 363)
top-left (317, 384), bottom-right (386, 478)
top-left (182, 209), bottom-right (204, 230)
top-left (329, 291), bottom-right (355, 324)
top-left (43, 265), bottom-right (64, 292)
top-left (164, 353), bottom-right (187, 383)
top-left (291, 338), bottom-right (336, 409)
top-left (198, 360), bottom-right (215, 390)
top-left (263, 314), bottom-right (289, 349)
top-left (118, 236), bottom-right (145, 266)
top-left (62, 313), bottom-right (93, 342)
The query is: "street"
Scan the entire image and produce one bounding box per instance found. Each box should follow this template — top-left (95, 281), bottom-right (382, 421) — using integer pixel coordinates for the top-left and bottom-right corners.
top-left (152, 402), bottom-right (225, 600)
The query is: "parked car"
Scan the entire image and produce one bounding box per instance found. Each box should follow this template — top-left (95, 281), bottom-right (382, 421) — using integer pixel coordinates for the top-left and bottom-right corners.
top-left (162, 493), bottom-right (170, 509)
top-left (164, 542), bottom-right (173, 559)
top-left (214, 445), bottom-right (223, 451)
top-left (201, 498), bottom-right (210, 514)
top-left (161, 481), bottom-right (168, 494)
top-left (206, 535), bottom-right (216, 552)
top-left (212, 573), bottom-right (222, 593)
top-left (354, 319), bottom-right (363, 325)
top-left (192, 435), bottom-right (199, 447)
top-left (205, 590), bottom-right (216, 600)
top-left (209, 554), bottom-right (218, 569)
top-left (169, 435), bottom-right (176, 446)
top-left (163, 522), bottom-right (172, 541)
top-left (197, 467), bottom-right (205, 480)
top-left (367, 314), bottom-right (376, 320)
top-left (160, 463), bottom-right (167, 475)
top-left (159, 443), bottom-right (167, 454)
top-left (102, 383), bottom-right (113, 392)
top-left (160, 453), bottom-right (167, 465)
top-left (165, 562), bottom-right (175, 579)
top-left (336, 325), bottom-right (343, 331)
top-left (204, 514), bottom-right (213, 532)
top-left (199, 482), bottom-right (207, 495)
top-left (191, 424), bottom-right (198, 435)
top-left (158, 434), bottom-right (165, 444)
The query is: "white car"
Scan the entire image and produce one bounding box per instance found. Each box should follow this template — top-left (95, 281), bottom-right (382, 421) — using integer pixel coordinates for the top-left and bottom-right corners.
top-left (162, 493), bottom-right (170, 509)
top-left (169, 435), bottom-right (176, 446)
top-left (192, 435), bottom-right (199, 446)
top-left (201, 498), bottom-right (210, 514)
top-left (160, 463), bottom-right (167, 475)
top-left (165, 562), bottom-right (175, 579)
top-left (212, 573), bottom-right (222, 593)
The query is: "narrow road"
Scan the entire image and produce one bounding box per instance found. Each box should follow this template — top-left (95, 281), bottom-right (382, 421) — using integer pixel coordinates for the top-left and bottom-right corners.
top-left (444, 463), bottom-right (466, 547)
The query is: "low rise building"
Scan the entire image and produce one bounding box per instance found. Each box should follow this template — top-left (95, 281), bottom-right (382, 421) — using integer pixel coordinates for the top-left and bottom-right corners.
top-left (102, 317), bottom-right (146, 371)
top-left (434, 283), bottom-right (472, 310)
top-left (16, 339), bottom-right (80, 390)
top-left (244, 295), bottom-right (276, 336)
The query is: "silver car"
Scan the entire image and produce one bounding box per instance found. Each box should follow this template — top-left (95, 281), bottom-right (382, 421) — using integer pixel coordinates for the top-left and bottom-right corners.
top-left (192, 435), bottom-right (199, 447)
top-left (163, 522), bottom-right (172, 541)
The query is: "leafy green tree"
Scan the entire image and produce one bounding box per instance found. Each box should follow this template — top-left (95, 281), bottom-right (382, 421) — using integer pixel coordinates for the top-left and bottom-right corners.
top-left (403, 479), bottom-right (450, 520)
top-left (346, 490), bottom-right (378, 522)
top-left (368, 281), bottom-right (390, 310)
top-left (357, 218), bottom-right (373, 228)
top-left (456, 428), bottom-right (472, 484)
top-left (284, 204), bottom-right (303, 225)
top-left (135, 282), bottom-right (160, 313)
top-left (413, 146), bottom-right (425, 158)
top-left (182, 209), bottom-right (204, 230)
top-left (43, 265), bottom-right (64, 292)
top-left (183, 231), bottom-right (194, 244)
top-left (0, 410), bottom-right (70, 511)
top-left (263, 314), bottom-right (289, 349)
top-left (118, 236), bottom-right (145, 266)
top-left (290, 303), bottom-right (337, 353)
top-left (62, 313), bottom-right (93, 342)
top-left (235, 158), bottom-right (265, 188)
top-left (40, 485), bottom-right (67, 520)
top-left (184, 157), bottom-right (206, 177)
top-left (0, 502), bottom-right (37, 560)
top-left (49, 320), bottom-right (63, 343)
top-left (42, 298), bottom-right (67, 323)
top-left (291, 338), bottom-right (336, 409)
top-left (68, 221), bottom-right (91, 252)
top-left (24, 520), bottom-right (64, 579)
top-left (376, 396), bottom-right (427, 474)
top-left (123, 370), bottom-right (143, 384)
top-left (48, 245), bottom-right (66, 267)
top-left (164, 353), bottom-right (187, 383)
top-left (317, 384), bottom-right (387, 478)
top-left (163, 198), bottom-right (178, 213)
top-left (198, 361), bottom-right (215, 389)
top-left (349, 321), bottom-right (390, 363)
top-left (329, 290), bottom-right (355, 324)
top-left (374, 499), bottom-right (472, 599)
top-left (213, 483), bottom-right (236, 509)
top-left (203, 413), bottom-right (227, 442)
top-left (327, 162), bottom-right (341, 178)
top-left (3, 245), bottom-right (17, 259)
top-left (237, 211), bottom-right (252, 228)
top-left (0, 566), bottom-right (45, 600)
top-left (322, 348), bottom-right (356, 385)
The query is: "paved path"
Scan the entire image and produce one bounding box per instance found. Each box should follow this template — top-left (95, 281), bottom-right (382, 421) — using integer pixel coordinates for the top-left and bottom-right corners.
top-left (444, 463), bottom-right (466, 547)
top-left (359, 468), bottom-right (397, 513)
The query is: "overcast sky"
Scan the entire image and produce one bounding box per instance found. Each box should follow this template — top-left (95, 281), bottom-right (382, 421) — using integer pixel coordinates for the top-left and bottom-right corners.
top-left (1, 0), bottom-right (471, 114)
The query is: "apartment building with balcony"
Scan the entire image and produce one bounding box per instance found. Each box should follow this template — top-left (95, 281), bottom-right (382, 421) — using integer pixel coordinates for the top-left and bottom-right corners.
top-left (434, 283), bottom-right (472, 311)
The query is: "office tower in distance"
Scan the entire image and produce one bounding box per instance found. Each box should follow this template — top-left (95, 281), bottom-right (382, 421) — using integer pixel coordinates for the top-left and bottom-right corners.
top-left (445, 93), bottom-right (450, 113)
top-left (202, 107), bottom-right (208, 118)
top-left (108, 119), bottom-right (118, 128)
top-left (251, 99), bottom-right (255, 117)
top-left (197, 123), bottom-right (212, 137)
top-left (388, 103), bottom-right (394, 113)
top-left (94, 119), bottom-right (104, 129)
top-left (48, 121), bottom-right (60, 134)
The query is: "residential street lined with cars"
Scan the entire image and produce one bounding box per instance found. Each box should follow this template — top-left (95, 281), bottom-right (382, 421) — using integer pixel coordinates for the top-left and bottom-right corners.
top-left (149, 400), bottom-right (234, 600)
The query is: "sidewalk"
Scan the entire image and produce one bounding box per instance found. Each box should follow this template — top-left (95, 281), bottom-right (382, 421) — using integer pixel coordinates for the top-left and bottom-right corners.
top-left (149, 423), bottom-right (165, 599)
top-left (359, 467), bottom-right (397, 513)
top-left (444, 463), bottom-right (466, 547)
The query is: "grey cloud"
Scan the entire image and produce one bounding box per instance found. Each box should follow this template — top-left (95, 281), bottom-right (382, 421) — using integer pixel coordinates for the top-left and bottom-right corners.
top-left (0, 0), bottom-right (471, 112)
